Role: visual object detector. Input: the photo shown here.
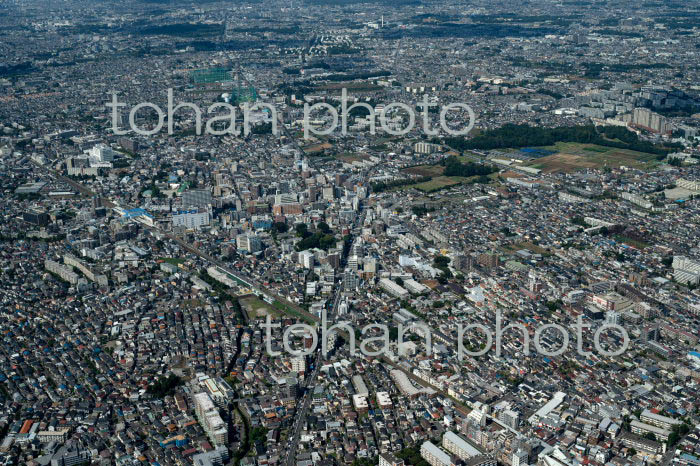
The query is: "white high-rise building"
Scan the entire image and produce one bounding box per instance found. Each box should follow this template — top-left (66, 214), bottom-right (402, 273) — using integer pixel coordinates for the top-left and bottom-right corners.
top-left (672, 256), bottom-right (700, 285)
top-left (193, 392), bottom-right (228, 446)
top-left (236, 234), bottom-right (262, 253)
top-left (513, 449), bottom-right (529, 466)
top-left (498, 409), bottom-right (520, 429)
top-left (606, 311), bottom-right (622, 325)
top-left (87, 143), bottom-right (116, 162)
top-left (299, 250), bottom-right (315, 268)
top-left (677, 179), bottom-right (700, 192)
top-left (173, 210), bottom-right (210, 230)
top-left (291, 356), bottom-right (306, 373)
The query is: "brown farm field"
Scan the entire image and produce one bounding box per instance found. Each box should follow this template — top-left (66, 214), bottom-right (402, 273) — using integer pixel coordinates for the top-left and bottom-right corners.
top-left (336, 153), bottom-right (370, 163)
top-left (316, 81), bottom-right (382, 92)
top-left (402, 165), bottom-right (445, 177)
top-left (413, 176), bottom-right (468, 192)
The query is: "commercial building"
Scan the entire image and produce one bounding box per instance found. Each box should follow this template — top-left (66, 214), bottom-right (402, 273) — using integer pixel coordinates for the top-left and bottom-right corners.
top-left (173, 210), bottom-right (210, 230)
top-left (590, 293), bottom-right (633, 312)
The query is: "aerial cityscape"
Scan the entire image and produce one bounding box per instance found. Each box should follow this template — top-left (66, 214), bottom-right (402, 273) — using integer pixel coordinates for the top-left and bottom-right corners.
top-left (1, 0), bottom-right (700, 466)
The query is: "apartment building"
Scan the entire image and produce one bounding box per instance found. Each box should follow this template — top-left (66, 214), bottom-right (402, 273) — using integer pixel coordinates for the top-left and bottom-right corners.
top-left (421, 441), bottom-right (455, 466)
top-left (640, 409), bottom-right (682, 431)
top-left (193, 392), bottom-right (228, 446)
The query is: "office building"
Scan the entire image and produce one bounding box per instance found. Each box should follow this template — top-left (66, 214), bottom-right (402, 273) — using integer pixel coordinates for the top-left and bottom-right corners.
top-left (23, 209), bottom-right (49, 226)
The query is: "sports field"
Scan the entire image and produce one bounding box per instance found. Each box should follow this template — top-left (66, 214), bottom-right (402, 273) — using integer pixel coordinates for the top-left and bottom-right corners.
top-left (239, 296), bottom-right (279, 318)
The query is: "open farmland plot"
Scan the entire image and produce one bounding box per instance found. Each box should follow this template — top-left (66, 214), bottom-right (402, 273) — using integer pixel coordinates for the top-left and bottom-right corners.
top-left (413, 176), bottom-right (466, 192)
top-left (402, 165), bottom-right (444, 177)
top-left (336, 153), bottom-right (370, 163)
top-left (524, 142), bottom-right (659, 173)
